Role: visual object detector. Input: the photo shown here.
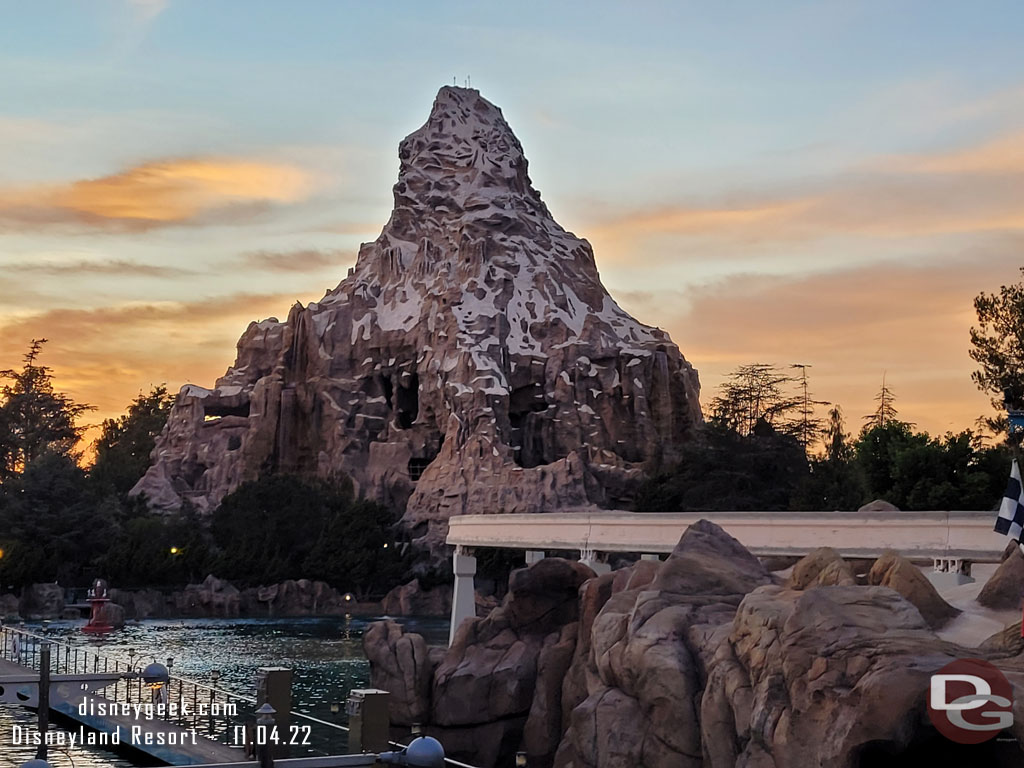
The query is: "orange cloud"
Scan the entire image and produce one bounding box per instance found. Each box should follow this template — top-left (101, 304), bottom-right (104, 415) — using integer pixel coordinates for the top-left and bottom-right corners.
top-left (0, 292), bottom-right (301, 449)
top-left (589, 130), bottom-right (1024, 253)
top-left (888, 131), bottom-right (1024, 175)
top-left (623, 255), bottom-right (1019, 438)
top-left (0, 157), bottom-right (312, 231)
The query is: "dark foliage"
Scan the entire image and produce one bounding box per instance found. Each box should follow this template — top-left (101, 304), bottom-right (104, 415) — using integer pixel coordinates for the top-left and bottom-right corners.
top-left (210, 474), bottom-right (406, 595)
top-left (635, 420), bottom-right (808, 511)
top-left (91, 385), bottom-right (174, 497)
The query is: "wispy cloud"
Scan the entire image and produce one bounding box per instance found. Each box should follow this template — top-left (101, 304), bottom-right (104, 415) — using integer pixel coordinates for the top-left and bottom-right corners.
top-left (638, 250), bottom-right (1021, 434)
top-left (237, 248), bottom-right (353, 273)
top-left (5, 258), bottom-right (195, 277)
top-left (0, 157), bottom-right (313, 232)
top-left (589, 129), bottom-right (1024, 254)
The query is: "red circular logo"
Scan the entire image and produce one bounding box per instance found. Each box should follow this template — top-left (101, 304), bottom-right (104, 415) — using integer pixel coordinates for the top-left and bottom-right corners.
top-left (927, 658), bottom-right (1014, 744)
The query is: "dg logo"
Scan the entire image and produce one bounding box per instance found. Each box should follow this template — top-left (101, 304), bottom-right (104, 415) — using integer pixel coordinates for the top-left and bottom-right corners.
top-left (928, 658), bottom-right (1014, 744)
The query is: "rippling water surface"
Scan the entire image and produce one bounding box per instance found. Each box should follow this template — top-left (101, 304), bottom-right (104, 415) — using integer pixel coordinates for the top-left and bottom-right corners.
top-left (0, 615), bottom-right (449, 768)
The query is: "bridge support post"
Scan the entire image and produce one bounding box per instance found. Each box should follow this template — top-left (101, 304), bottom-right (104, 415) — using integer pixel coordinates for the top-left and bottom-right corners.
top-left (580, 549), bottom-right (611, 576)
top-left (449, 546), bottom-right (477, 647)
top-left (926, 557), bottom-right (974, 589)
top-left (525, 550), bottom-right (546, 566)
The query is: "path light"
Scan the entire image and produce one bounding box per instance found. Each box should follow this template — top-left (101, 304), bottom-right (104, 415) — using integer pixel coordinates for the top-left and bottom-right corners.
top-left (379, 736), bottom-right (446, 768)
top-left (211, 669), bottom-right (221, 685)
top-left (169, 547), bottom-right (180, 555)
top-left (330, 701), bottom-right (341, 715)
top-left (142, 662), bottom-right (170, 685)
top-left (516, 752), bottom-right (527, 767)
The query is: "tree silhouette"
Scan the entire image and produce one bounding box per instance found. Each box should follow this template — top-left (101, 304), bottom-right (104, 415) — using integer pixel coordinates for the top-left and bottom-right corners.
top-left (862, 373), bottom-right (904, 430)
top-left (0, 339), bottom-right (92, 480)
top-left (708, 363), bottom-right (800, 437)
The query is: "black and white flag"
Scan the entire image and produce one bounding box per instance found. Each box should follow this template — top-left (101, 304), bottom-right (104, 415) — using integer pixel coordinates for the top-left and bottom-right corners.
top-left (995, 459), bottom-right (1024, 542)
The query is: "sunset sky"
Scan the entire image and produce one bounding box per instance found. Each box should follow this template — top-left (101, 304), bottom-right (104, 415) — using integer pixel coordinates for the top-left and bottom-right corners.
top-left (2, 0), bottom-right (1023, 446)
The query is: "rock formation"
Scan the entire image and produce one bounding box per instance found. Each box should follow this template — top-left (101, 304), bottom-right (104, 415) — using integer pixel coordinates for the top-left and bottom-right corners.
top-left (18, 583), bottom-right (65, 620)
top-left (867, 550), bottom-right (960, 628)
top-left (0, 593), bottom-right (19, 619)
top-left (366, 523), bottom-right (1024, 768)
top-left (978, 543), bottom-right (1024, 610)
top-left (132, 86), bottom-right (702, 548)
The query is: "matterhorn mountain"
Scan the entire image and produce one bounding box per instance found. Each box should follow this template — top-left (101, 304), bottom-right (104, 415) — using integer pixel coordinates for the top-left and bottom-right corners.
top-left (133, 86), bottom-right (702, 549)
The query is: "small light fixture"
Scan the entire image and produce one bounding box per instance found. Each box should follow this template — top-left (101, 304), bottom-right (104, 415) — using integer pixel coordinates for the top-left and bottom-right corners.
top-left (330, 702), bottom-right (340, 715)
top-left (169, 547), bottom-right (180, 555)
top-left (167, 656), bottom-right (174, 669)
top-left (383, 542), bottom-right (389, 549)
top-left (515, 752), bottom-right (527, 767)
top-left (211, 669), bottom-right (221, 684)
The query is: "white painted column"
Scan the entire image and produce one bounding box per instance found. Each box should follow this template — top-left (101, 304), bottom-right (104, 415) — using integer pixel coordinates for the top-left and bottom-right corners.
top-left (449, 546), bottom-right (478, 647)
top-left (525, 550), bottom-right (546, 565)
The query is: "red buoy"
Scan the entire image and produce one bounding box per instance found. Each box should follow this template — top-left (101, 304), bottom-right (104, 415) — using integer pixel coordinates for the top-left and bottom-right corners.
top-left (83, 578), bottom-right (115, 634)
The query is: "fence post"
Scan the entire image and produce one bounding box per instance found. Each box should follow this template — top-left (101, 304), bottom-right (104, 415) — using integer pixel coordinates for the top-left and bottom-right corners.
top-left (256, 703), bottom-right (276, 768)
top-left (256, 667), bottom-right (292, 759)
top-left (36, 641), bottom-right (51, 760)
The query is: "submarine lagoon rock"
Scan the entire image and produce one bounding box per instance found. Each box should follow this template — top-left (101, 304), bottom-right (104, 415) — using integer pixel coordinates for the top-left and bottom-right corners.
top-left (131, 86), bottom-right (701, 549)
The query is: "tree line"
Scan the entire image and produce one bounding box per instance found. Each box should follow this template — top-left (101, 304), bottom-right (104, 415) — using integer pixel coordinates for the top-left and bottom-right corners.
top-left (637, 367), bottom-right (1011, 512)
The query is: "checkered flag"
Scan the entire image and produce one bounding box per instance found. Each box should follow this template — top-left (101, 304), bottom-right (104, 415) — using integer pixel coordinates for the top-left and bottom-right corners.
top-left (995, 459), bottom-right (1024, 542)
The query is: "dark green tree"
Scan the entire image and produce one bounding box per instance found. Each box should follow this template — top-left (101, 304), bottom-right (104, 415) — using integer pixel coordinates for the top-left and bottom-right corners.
top-left (0, 339), bottom-right (92, 481)
top-left (99, 503), bottom-right (212, 586)
top-left (791, 405), bottom-right (867, 511)
top-left (91, 385), bottom-right (174, 497)
top-left (635, 420), bottom-right (808, 512)
top-left (970, 268), bottom-right (1024, 442)
top-left (211, 474), bottom-right (404, 593)
top-left (0, 451), bottom-right (114, 585)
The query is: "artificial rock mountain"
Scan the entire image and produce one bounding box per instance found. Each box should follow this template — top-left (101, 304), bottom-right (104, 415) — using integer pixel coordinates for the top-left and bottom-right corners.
top-left (133, 87), bottom-right (702, 548)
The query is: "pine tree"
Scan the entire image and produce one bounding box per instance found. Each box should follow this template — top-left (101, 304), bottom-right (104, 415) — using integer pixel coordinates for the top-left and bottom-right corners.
top-left (862, 373), bottom-right (903, 430)
top-left (790, 364), bottom-right (829, 456)
top-left (0, 339), bottom-right (93, 480)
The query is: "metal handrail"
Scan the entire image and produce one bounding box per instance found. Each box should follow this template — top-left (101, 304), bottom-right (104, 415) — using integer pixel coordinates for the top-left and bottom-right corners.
top-left (1, 622), bottom-right (481, 767)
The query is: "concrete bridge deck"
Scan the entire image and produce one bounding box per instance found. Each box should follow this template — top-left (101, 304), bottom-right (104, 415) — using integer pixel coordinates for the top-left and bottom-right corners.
top-left (446, 509), bottom-right (1008, 562)
top-left (443, 509), bottom-right (1009, 645)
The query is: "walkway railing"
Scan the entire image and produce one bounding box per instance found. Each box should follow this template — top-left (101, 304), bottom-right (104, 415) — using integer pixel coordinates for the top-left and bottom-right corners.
top-left (0, 624), bottom-right (478, 766)
top-left (1, 624), bottom-right (256, 749)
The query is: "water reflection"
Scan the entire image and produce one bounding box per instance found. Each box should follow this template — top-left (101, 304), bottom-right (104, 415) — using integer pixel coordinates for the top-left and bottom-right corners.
top-left (0, 615), bottom-right (449, 767)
